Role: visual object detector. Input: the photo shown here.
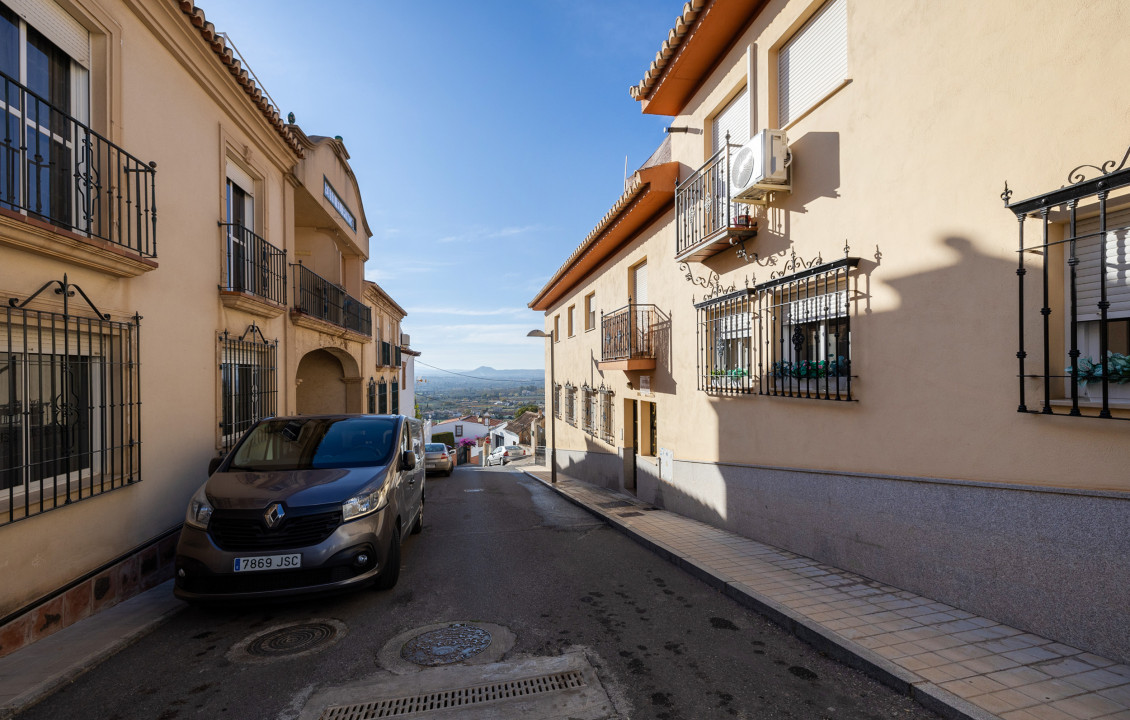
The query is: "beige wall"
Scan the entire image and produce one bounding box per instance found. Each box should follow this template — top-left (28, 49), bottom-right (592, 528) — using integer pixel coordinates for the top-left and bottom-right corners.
top-left (545, 0), bottom-right (1130, 493)
top-left (0, 0), bottom-right (379, 616)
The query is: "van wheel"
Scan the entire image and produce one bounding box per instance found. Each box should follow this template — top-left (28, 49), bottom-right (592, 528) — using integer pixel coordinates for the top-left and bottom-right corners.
top-left (375, 526), bottom-right (401, 590)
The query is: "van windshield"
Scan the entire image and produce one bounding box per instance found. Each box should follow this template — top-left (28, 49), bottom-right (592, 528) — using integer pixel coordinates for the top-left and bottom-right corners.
top-left (228, 417), bottom-right (399, 471)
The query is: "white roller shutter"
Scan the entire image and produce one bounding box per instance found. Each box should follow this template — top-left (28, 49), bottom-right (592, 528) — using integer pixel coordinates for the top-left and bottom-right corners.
top-left (778, 0), bottom-right (847, 128)
top-left (1073, 207), bottom-right (1130, 321)
top-left (711, 85), bottom-right (749, 155)
top-left (633, 262), bottom-right (648, 306)
top-left (5, 0), bottom-right (89, 68)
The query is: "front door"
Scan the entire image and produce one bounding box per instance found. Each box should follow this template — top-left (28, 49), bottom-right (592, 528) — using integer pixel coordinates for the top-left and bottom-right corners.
top-left (625, 399), bottom-right (638, 492)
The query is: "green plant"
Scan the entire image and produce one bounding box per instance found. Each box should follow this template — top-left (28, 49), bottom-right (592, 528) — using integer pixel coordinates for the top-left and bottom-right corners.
top-left (1066, 351), bottom-right (1130, 385)
top-left (771, 356), bottom-right (850, 379)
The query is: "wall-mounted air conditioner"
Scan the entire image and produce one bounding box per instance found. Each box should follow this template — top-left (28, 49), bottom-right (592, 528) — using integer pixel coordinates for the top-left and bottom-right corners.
top-left (729, 129), bottom-right (790, 203)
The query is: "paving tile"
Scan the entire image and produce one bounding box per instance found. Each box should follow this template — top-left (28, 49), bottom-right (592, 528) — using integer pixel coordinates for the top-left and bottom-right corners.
top-left (963, 654), bottom-right (1024, 674)
top-left (972, 688), bottom-right (1042, 714)
top-left (935, 644), bottom-right (995, 663)
top-left (941, 674), bottom-right (1009, 698)
top-left (988, 667), bottom-right (1056, 689)
top-left (1001, 706), bottom-right (1078, 720)
top-left (1012, 678), bottom-right (1089, 703)
top-left (1042, 660), bottom-right (1120, 681)
top-left (1093, 711), bottom-right (1130, 720)
top-left (1050, 693), bottom-right (1125, 719)
top-left (897, 651), bottom-right (953, 671)
top-left (1006, 647), bottom-right (1074, 665)
top-left (1078, 655), bottom-right (1117, 670)
top-left (1097, 685), bottom-right (1130, 708)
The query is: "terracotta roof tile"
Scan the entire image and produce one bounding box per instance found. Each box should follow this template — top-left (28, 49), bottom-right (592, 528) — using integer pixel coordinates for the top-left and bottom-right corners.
top-left (629, 1), bottom-right (707, 102)
top-left (178, 2), bottom-right (303, 157)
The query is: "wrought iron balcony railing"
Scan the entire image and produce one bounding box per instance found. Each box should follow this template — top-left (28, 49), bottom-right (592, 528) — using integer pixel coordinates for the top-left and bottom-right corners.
top-left (292, 264), bottom-right (371, 336)
top-left (380, 341), bottom-right (391, 367)
top-left (601, 303), bottom-right (660, 362)
top-left (220, 223), bottom-right (286, 306)
top-left (675, 142), bottom-right (755, 262)
top-left (0, 71), bottom-right (157, 257)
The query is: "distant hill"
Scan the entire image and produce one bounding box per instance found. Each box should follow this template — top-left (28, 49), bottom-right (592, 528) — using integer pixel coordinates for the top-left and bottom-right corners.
top-left (417, 366), bottom-right (544, 391)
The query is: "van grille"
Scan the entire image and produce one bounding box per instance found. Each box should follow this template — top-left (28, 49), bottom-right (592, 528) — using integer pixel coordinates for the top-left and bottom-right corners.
top-left (209, 509), bottom-right (342, 551)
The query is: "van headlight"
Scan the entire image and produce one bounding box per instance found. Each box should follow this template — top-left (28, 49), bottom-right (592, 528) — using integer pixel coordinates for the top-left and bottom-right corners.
top-left (185, 484), bottom-right (214, 530)
top-left (343, 483), bottom-right (389, 522)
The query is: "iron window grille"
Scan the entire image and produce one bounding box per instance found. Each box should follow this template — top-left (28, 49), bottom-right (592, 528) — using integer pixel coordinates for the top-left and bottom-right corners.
top-left (391, 381), bottom-right (400, 415)
top-left (758, 256), bottom-right (857, 400)
top-left (291, 263), bottom-right (371, 336)
top-left (598, 385), bottom-right (615, 444)
top-left (580, 384), bottom-right (595, 435)
top-left (219, 325), bottom-right (277, 450)
top-left (2, 276), bottom-right (141, 527)
top-left (219, 223), bottom-right (286, 306)
top-left (367, 377), bottom-right (376, 414)
top-left (553, 383), bottom-right (561, 419)
top-left (695, 290), bottom-right (755, 395)
top-left (564, 383), bottom-right (576, 426)
top-left (377, 378), bottom-right (388, 414)
top-left (1004, 145), bottom-right (1130, 420)
top-left (0, 70), bottom-right (157, 257)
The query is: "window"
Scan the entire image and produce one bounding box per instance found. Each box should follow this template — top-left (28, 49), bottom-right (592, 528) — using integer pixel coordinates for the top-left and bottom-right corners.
top-left (2, 277), bottom-right (140, 526)
top-left (696, 290), bottom-right (755, 394)
top-left (221, 163), bottom-right (284, 306)
top-left (757, 258), bottom-right (856, 400)
top-left (391, 380), bottom-right (400, 415)
top-left (711, 85), bottom-right (750, 155)
top-left (367, 378), bottom-right (377, 414)
top-left (455, 424), bottom-right (463, 437)
top-left (1007, 161), bottom-right (1130, 418)
top-left (564, 383), bottom-right (576, 426)
top-left (554, 315), bottom-right (560, 343)
top-left (553, 383), bottom-right (561, 419)
top-left (581, 384), bottom-right (594, 435)
top-left (219, 325), bottom-right (277, 450)
top-left (585, 293), bottom-right (596, 332)
top-left (598, 386), bottom-right (615, 444)
top-left (641, 401), bottom-right (657, 457)
top-left (778, 0), bottom-right (847, 128)
top-left (568, 305), bottom-right (575, 338)
top-left (377, 378), bottom-right (388, 414)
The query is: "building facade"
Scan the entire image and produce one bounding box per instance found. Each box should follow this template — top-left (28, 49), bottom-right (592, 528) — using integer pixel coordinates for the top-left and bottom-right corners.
top-left (0, 0), bottom-right (410, 655)
top-left (531, 0), bottom-right (1130, 663)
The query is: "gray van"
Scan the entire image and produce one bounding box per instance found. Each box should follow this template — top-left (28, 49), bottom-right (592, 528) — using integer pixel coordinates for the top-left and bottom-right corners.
top-left (174, 414), bottom-right (424, 601)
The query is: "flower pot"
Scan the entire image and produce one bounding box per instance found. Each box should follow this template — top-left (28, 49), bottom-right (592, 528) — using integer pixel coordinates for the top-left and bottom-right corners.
top-left (1083, 382), bottom-right (1130, 402)
top-left (772, 376), bottom-right (850, 396)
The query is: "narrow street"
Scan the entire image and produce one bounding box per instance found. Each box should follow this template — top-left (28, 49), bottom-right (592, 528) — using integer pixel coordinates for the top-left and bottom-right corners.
top-left (17, 462), bottom-right (936, 720)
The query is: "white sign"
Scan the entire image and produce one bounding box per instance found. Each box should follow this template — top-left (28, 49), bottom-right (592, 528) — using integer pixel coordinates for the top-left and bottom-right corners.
top-left (658, 448), bottom-right (673, 480)
top-left (640, 375), bottom-right (651, 395)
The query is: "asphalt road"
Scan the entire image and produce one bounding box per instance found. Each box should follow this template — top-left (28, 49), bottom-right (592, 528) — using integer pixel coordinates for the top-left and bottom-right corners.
top-left (17, 461), bottom-right (938, 720)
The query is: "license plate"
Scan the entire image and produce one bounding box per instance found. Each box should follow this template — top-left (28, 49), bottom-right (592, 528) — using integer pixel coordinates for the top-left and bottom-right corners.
top-left (234, 554), bottom-right (301, 572)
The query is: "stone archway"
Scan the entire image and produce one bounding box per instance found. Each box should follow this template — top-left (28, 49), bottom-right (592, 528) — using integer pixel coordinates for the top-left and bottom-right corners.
top-left (296, 348), bottom-right (362, 415)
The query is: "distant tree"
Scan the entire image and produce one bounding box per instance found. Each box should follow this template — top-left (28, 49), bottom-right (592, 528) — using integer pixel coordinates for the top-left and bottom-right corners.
top-left (513, 403), bottom-right (539, 418)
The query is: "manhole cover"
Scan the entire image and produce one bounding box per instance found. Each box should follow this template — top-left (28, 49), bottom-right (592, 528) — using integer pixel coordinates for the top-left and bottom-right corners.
top-left (401, 623), bottom-right (492, 666)
top-left (229, 619), bottom-right (346, 663)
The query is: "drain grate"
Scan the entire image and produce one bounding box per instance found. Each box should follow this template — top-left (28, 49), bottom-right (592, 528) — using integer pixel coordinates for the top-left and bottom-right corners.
top-left (246, 622), bottom-right (339, 658)
top-left (319, 670), bottom-right (586, 719)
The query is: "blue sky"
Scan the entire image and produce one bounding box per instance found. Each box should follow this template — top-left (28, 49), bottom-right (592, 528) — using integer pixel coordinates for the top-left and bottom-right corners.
top-left (199, 1), bottom-right (678, 370)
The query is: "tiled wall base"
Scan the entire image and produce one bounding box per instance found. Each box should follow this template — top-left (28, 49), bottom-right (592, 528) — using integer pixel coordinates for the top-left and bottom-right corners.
top-left (0, 533), bottom-right (179, 658)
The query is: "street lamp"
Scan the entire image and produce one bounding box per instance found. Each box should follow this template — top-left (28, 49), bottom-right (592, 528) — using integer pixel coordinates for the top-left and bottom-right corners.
top-left (526, 329), bottom-right (556, 484)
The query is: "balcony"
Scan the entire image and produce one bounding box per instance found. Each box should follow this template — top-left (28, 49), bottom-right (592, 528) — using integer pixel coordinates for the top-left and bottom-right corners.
top-left (219, 223), bottom-right (286, 316)
top-left (0, 71), bottom-right (157, 270)
top-left (599, 303), bottom-right (664, 371)
top-left (291, 264), bottom-right (371, 338)
top-left (380, 340), bottom-right (391, 367)
top-left (675, 145), bottom-right (757, 263)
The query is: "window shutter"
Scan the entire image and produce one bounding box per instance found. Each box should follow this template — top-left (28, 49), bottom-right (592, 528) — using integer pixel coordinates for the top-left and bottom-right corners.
top-left (711, 85), bottom-right (750, 155)
top-left (1073, 207), bottom-right (1130, 321)
top-left (633, 262), bottom-right (648, 306)
top-left (6, 0), bottom-right (89, 68)
top-left (778, 0), bottom-right (847, 128)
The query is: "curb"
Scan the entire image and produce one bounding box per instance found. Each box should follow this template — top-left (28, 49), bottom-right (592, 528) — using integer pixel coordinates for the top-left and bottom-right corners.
top-left (523, 470), bottom-right (999, 720)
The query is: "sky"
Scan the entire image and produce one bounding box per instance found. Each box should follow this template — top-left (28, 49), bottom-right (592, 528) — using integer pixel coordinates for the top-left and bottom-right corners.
top-left (197, 1), bottom-right (679, 371)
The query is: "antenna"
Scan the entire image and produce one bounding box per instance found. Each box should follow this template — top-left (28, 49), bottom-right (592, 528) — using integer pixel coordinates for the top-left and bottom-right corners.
top-left (623, 155), bottom-right (628, 191)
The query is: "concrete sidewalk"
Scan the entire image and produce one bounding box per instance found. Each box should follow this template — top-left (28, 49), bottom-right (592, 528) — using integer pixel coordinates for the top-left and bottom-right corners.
top-left (0, 580), bottom-right (185, 719)
top-left (522, 466), bottom-right (1130, 720)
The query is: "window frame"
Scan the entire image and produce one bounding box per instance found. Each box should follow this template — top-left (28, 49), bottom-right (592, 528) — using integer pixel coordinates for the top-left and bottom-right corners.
top-left (584, 293), bottom-right (596, 332)
top-left (776, 0), bottom-right (849, 129)
top-left (218, 325), bottom-right (277, 450)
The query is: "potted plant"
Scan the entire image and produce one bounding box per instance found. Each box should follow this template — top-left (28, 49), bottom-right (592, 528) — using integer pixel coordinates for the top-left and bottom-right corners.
top-left (771, 356), bottom-right (851, 394)
top-left (1066, 351), bottom-right (1130, 401)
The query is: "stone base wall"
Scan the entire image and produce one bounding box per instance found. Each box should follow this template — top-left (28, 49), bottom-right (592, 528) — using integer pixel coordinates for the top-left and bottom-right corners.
top-left (0, 532), bottom-right (179, 658)
top-left (562, 449), bottom-right (1130, 665)
top-left (556, 448), bottom-right (621, 492)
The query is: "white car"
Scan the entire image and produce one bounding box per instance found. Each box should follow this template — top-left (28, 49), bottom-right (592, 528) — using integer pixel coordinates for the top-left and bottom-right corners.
top-left (487, 445), bottom-right (527, 466)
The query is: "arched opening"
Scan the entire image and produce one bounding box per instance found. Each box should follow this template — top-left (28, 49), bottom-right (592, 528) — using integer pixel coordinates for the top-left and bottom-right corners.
top-left (296, 348), bottom-right (363, 415)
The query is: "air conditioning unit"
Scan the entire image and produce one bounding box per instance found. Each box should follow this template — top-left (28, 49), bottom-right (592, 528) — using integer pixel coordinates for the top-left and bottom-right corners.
top-left (729, 129), bottom-right (790, 203)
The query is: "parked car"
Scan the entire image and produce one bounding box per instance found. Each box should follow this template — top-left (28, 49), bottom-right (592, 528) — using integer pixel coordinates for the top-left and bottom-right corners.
top-left (487, 444), bottom-right (527, 466)
top-left (174, 414), bottom-right (424, 602)
top-left (424, 442), bottom-right (454, 476)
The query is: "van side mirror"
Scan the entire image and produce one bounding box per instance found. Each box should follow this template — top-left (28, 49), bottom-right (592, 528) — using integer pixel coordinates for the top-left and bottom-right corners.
top-left (208, 456), bottom-right (223, 476)
top-left (400, 450), bottom-right (416, 470)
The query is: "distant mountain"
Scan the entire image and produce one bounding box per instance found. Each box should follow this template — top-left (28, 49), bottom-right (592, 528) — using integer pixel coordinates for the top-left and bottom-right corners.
top-left (418, 367), bottom-right (543, 381)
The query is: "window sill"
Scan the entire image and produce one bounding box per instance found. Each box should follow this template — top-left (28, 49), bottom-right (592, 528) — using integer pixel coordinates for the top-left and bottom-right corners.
top-left (289, 309), bottom-right (371, 343)
top-left (0, 209), bottom-right (158, 278)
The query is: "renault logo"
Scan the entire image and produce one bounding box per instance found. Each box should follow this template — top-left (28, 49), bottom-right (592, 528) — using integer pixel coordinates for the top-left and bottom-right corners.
top-left (264, 503), bottom-right (285, 529)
